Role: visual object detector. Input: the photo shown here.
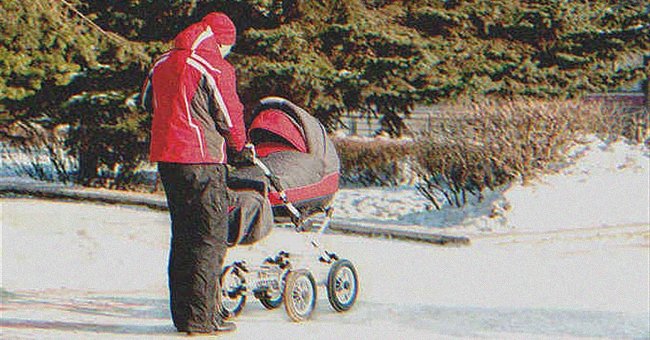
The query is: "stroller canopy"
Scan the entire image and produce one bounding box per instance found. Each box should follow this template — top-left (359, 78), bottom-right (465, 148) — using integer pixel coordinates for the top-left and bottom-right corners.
top-left (248, 97), bottom-right (340, 176)
top-left (249, 108), bottom-right (308, 157)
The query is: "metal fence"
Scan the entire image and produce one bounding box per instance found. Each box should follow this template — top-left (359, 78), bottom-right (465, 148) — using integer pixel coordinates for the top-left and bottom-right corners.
top-left (337, 105), bottom-right (447, 137)
top-left (337, 93), bottom-right (647, 137)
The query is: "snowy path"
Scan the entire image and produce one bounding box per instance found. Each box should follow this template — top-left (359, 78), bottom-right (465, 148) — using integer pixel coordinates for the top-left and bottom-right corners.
top-left (2, 199), bottom-right (648, 339)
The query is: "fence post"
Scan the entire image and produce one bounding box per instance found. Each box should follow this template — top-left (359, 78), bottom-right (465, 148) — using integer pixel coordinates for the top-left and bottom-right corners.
top-left (642, 54), bottom-right (650, 111)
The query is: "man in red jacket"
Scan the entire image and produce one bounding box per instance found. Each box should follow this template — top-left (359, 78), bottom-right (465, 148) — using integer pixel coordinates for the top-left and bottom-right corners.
top-left (141, 12), bottom-right (246, 335)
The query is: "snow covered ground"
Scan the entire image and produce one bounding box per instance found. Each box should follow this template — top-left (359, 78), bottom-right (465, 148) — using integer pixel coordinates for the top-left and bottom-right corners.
top-left (1, 137), bottom-right (649, 339)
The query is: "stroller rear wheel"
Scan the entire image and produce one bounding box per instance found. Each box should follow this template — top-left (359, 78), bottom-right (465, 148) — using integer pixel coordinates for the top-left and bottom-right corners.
top-left (326, 259), bottom-right (359, 312)
top-left (283, 270), bottom-right (316, 322)
top-left (259, 289), bottom-right (283, 309)
top-left (219, 265), bottom-right (246, 319)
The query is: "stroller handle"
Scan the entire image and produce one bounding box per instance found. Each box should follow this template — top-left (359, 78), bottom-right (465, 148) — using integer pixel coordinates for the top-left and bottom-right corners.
top-left (245, 143), bottom-right (303, 223)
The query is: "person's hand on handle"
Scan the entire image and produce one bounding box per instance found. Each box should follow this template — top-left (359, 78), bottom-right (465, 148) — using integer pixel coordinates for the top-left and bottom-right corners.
top-left (243, 143), bottom-right (256, 162)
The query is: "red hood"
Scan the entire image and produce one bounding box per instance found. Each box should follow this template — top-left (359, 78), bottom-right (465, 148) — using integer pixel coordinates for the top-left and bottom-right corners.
top-left (202, 12), bottom-right (236, 45)
top-left (173, 22), bottom-right (219, 53)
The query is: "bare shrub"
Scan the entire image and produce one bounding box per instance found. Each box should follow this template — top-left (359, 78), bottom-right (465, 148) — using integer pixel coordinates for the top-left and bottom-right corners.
top-left (2, 121), bottom-right (155, 190)
top-left (411, 98), bottom-right (645, 209)
top-left (1, 122), bottom-right (76, 182)
top-left (333, 137), bottom-right (415, 186)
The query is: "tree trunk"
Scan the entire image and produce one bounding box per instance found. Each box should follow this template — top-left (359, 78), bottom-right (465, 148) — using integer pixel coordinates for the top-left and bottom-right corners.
top-left (78, 150), bottom-right (98, 184)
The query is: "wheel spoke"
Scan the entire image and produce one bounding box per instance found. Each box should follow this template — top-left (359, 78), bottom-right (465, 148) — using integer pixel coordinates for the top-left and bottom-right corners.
top-left (327, 260), bottom-right (358, 312)
top-left (293, 290), bottom-right (305, 312)
top-left (333, 266), bottom-right (355, 304)
top-left (291, 276), bottom-right (313, 315)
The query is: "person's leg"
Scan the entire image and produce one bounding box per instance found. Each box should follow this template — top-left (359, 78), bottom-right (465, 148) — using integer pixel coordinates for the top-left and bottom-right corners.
top-left (189, 163), bottom-right (230, 330)
top-left (158, 162), bottom-right (194, 331)
top-left (160, 163), bottom-right (232, 333)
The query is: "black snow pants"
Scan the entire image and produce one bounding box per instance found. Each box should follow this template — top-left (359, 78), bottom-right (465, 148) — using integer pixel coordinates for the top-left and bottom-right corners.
top-left (158, 162), bottom-right (228, 332)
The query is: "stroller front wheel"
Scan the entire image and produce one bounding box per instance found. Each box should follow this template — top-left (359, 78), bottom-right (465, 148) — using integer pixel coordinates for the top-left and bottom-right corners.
top-left (283, 270), bottom-right (317, 322)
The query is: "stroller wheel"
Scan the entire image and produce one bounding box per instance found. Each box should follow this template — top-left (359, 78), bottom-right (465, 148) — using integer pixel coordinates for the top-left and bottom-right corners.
top-left (219, 265), bottom-right (246, 319)
top-left (283, 270), bottom-right (317, 322)
top-left (326, 259), bottom-right (359, 312)
top-left (259, 289), bottom-right (283, 310)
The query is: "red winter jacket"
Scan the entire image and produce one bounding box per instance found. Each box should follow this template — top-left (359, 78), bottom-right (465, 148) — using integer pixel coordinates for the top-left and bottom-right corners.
top-left (142, 21), bottom-right (246, 164)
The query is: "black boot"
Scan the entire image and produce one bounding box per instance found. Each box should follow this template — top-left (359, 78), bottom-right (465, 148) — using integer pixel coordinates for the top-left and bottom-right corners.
top-left (185, 320), bottom-right (236, 336)
top-left (215, 318), bottom-right (236, 332)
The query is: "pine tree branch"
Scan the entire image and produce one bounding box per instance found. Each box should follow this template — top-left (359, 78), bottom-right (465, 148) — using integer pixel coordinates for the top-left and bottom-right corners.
top-left (58, 0), bottom-right (127, 44)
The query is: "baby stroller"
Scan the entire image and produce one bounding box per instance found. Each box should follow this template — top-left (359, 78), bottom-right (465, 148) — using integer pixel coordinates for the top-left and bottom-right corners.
top-left (222, 97), bottom-right (359, 322)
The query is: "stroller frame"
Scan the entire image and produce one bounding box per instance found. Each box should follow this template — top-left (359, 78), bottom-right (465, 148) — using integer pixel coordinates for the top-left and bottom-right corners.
top-left (219, 144), bottom-right (359, 322)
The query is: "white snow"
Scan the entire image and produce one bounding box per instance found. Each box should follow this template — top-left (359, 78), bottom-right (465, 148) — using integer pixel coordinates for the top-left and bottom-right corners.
top-left (1, 136), bottom-right (649, 339)
top-left (504, 137), bottom-right (649, 232)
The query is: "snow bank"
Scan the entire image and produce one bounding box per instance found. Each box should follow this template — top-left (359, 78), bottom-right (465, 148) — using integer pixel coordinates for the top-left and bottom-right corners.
top-left (1, 134), bottom-right (647, 240)
top-left (332, 137), bottom-right (649, 235)
top-left (2, 136), bottom-right (648, 237)
top-left (504, 137), bottom-right (649, 232)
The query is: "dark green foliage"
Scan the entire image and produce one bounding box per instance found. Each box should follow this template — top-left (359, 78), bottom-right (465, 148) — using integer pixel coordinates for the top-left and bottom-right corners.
top-left (61, 91), bottom-right (148, 185)
top-left (1, 0), bottom-right (152, 185)
top-left (80, 0), bottom-right (204, 41)
top-left (228, 0), bottom-right (647, 135)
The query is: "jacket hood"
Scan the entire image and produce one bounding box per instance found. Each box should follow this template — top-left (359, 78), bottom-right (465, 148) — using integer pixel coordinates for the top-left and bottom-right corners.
top-left (173, 22), bottom-right (219, 52)
top-left (202, 12), bottom-right (236, 45)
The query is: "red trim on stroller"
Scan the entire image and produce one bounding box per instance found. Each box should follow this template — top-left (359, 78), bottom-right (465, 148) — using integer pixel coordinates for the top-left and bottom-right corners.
top-left (268, 172), bottom-right (339, 206)
top-left (254, 142), bottom-right (298, 157)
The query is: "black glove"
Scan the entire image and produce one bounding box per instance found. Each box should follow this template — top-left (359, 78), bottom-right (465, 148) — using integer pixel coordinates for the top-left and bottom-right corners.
top-left (227, 147), bottom-right (249, 167)
top-left (241, 143), bottom-right (256, 163)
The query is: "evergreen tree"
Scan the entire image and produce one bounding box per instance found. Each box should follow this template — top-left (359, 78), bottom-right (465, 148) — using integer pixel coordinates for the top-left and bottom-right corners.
top-left (0, 0), bottom-right (151, 182)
